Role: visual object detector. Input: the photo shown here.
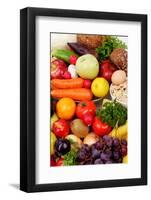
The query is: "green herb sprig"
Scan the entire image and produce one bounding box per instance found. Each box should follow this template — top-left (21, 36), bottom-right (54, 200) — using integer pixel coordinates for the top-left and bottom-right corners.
top-left (63, 149), bottom-right (77, 166)
top-left (96, 36), bottom-right (127, 61)
top-left (96, 101), bottom-right (127, 128)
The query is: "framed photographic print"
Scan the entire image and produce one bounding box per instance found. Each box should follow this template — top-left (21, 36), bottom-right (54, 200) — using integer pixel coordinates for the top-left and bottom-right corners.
top-left (20, 7), bottom-right (147, 192)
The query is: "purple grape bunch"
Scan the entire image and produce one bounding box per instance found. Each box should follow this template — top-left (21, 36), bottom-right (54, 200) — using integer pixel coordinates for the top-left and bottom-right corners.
top-left (76, 135), bottom-right (127, 165)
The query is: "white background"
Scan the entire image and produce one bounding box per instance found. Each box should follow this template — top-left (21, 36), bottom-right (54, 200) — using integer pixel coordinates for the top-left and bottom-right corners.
top-left (0, 0), bottom-right (150, 199)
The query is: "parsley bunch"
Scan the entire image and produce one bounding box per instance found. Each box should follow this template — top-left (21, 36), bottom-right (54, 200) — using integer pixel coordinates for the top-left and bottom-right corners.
top-left (96, 36), bottom-right (127, 61)
top-left (96, 101), bottom-right (127, 128)
top-left (63, 149), bottom-right (77, 166)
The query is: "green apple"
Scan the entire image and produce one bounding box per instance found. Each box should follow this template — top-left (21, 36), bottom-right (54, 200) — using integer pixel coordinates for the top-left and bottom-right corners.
top-left (76, 54), bottom-right (99, 80)
top-left (91, 77), bottom-right (109, 97)
top-left (65, 134), bottom-right (82, 148)
top-left (50, 131), bottom-right (57, 155)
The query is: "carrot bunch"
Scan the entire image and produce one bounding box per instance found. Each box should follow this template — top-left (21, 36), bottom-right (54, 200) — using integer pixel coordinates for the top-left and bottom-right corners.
top-left (51, 78), bottom-right (93, 101)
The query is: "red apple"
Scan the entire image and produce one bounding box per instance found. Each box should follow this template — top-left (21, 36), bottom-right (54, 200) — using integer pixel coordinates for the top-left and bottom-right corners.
top-left (100, 60), bottom-right (117, 82)
top-left (52, 119), bottom-right (69, 138)
top-left (51, 59), bottom-right (67, 79)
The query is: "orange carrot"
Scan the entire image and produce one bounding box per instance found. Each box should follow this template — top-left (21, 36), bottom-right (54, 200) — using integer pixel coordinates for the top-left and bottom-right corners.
top-left (51, 84), bottom-right (58, 90)
top-left (51, 78), bottom-right (84, 89)
top-left (51, 88), bottom-right (93, 101)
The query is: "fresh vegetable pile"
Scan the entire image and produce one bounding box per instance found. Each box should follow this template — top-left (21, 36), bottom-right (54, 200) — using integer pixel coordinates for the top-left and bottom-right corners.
top-left (50, 34), bottom-right (128, 166)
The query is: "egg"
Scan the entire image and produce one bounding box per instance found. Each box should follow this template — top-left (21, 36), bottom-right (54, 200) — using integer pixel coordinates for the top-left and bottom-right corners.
top-left (111, 70), bottom-right (126, 85)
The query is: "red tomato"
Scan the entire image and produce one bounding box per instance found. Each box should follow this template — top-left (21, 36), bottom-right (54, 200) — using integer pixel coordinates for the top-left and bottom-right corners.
top-left (53, 119), bottom-right (69, 137)
top-left (56, 158), bottom-right (64, 166)
top-left (50, 157), bottom-right (64, 166)
top-left (50, 156), bottom-right (56, 166)
top-left (76, 101), bottom-right (96, 119)
top-left (76, 101), bottom-right (96, 125)
top-left (92, 117), bottom-right (112, 136)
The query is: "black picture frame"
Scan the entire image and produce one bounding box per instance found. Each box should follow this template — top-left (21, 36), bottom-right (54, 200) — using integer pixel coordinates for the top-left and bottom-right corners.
top-left (20, 7), bottom-right (147, 193)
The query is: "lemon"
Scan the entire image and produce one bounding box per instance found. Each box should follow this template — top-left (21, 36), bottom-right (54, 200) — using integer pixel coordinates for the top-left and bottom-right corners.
top-left (91, 77), bottom-right (109, 97)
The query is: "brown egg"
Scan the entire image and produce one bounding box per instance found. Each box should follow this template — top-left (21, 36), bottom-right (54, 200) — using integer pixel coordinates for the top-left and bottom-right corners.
top-left (111, 70), bottom-right (126, 85)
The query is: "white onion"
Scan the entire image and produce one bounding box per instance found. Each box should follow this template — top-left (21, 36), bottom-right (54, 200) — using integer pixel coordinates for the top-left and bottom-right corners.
top-left (83, 133), bottom-right (99, 146)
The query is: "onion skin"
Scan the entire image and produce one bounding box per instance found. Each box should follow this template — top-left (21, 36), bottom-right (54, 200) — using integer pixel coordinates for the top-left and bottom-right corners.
top-left (83, 132), bottom-right (99, 146)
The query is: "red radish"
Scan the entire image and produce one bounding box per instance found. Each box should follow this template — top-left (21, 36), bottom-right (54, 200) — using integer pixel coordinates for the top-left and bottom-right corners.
top-left (63, 71), bottom-right (71, 79)
top-left (69, 55), bottom-right (77, 65)
top-left (83, 79), bottom-right (92, 89)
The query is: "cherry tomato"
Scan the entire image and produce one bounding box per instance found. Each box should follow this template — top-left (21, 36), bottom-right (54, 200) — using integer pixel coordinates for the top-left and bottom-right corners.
top-left (92, 117), bottom-right (112, 136)
top-left (53, 119), bottom-right (69, 137)
top-left (76, 101), bottom-right (96, 126)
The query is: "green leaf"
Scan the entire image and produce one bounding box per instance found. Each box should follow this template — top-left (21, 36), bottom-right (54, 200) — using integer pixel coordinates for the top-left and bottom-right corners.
top-left (96, 36), bottom-right (127, 61)
top-left (63, 149), bottom-right (77, 166)
top-left (97, 101), bottom-right (127, 128)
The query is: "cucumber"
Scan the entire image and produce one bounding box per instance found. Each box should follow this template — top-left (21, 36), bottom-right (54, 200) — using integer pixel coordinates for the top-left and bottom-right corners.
top-left (52, 49), bottom-right (77, 63)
